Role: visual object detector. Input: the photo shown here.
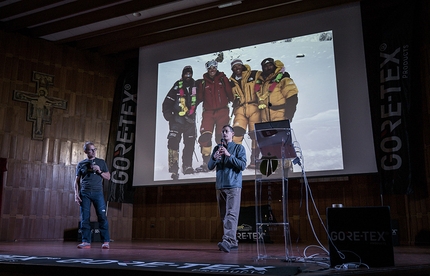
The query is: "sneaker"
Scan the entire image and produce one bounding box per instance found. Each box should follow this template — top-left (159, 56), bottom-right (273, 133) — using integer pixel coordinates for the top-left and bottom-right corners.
top-left (77, 242), bottom-right (91, 249)
top-left (217, 241), bottom-right (230, 253)
top-left (219, 245), bottom-right (238, 251)
top-left (101, 242), bottom-right (109, 249)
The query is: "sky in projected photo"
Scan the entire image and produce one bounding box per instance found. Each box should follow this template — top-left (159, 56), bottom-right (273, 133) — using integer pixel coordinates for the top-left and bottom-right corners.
top-left (153, 30), bottom-right (343, 182)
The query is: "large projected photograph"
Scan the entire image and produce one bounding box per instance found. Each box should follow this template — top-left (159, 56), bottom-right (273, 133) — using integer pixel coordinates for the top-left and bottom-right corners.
top-left (154, 31), bottom-right (340, 182)
top-left (135, 3), bottom-right (377, 186)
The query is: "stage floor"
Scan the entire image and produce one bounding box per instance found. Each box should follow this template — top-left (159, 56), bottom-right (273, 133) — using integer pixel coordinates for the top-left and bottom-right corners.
top-left (0, 240), bottom-right (429, 275)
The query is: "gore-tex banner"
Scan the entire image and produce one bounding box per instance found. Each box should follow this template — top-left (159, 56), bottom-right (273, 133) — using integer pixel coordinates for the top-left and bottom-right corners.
top-left (106, 65), bottom-right (138, 203)
top-left (362, 1), bottom-right (419, 194)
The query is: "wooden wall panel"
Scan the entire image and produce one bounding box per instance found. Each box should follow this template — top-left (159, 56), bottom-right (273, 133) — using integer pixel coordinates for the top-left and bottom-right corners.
top-left (0, 30), bottom-right (132, 241)
top-left (131, 168), bottom-right (430, 245)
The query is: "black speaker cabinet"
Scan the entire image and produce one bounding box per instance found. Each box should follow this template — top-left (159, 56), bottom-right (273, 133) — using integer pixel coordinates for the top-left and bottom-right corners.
top-left (237, 205), bottom-right (275, 242)
top-left (327, 206), bottom-right (394, 268)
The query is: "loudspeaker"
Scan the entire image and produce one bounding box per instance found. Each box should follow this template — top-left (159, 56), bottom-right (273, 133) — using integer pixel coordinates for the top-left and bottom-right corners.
top-left (77, 221), bottom-right (101, 242)
top-left (327, 206), bottom-right (394, 268)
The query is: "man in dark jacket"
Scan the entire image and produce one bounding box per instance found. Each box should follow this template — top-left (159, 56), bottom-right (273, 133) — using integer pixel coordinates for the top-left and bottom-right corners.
top-left (162, 66), bottom-right (198, 180)
top-left (208, 125), bottom-right (246, 252)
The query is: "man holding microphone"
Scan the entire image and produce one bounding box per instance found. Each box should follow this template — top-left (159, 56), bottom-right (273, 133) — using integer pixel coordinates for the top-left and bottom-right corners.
top-left (208, 125), bottom-right (247, 252)
top-left (74, 141), bottom-right (111, 249)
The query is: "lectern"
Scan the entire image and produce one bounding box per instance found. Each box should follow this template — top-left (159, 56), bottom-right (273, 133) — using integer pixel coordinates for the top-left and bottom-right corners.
top-left (254, 120), bottom-right (297, 261)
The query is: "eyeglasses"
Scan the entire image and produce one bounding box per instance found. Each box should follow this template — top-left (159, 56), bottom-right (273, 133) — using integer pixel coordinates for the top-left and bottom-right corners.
top-left (86, 148), bottom-right (97, 152)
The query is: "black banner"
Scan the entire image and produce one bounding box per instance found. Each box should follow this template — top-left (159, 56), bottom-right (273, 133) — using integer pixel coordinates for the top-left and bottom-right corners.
top-left (106, 62), bottom-right (138, 203)
top-left (362, 0), bottom-right (421, 194)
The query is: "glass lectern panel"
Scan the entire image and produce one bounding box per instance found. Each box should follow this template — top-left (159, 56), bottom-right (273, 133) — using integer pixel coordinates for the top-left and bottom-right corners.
top-left (254, 123), bottom-right (296, 261)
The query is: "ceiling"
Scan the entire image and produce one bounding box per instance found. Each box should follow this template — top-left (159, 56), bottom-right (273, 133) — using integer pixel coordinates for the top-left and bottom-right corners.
top-left (0, 0), bottom-right (358, 60)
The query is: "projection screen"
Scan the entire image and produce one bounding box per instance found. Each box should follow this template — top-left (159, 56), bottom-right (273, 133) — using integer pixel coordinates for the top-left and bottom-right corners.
top-left (134, 3), bottom-right (377, 186)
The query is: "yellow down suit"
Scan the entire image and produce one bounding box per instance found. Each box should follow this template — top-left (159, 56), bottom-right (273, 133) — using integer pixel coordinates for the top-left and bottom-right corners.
top-left (230, 65), bottom-right (261, 168)
top-left (255, 60), bottom-right (298, 123)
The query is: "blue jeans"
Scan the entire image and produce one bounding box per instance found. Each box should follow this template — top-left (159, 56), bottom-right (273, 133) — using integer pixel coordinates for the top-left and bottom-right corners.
top-left (216, 188), bottom-right (242, 247)
top-left (79, 191), bottom-right (110, 243)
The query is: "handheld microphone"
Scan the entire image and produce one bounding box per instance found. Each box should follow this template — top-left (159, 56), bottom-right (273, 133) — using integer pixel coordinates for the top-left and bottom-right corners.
top-left (220, 138), bottom-right (225, 147)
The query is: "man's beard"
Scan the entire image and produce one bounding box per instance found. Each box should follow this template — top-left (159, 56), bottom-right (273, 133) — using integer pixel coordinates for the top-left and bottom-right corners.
top-left (183, 77), bottom-right (193, 85)
top-left (263, 67), bottom-right (275, 77)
